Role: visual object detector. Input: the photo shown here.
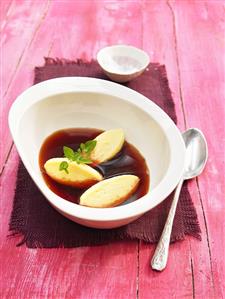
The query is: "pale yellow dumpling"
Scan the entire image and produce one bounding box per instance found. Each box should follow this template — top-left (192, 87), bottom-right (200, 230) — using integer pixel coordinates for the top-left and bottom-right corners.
top-left (90, 128), bottom-right (125, 163)
top-left (44, 158), bottom-right (102, 188)
top-left (80, 175), bottom-right (140, 208)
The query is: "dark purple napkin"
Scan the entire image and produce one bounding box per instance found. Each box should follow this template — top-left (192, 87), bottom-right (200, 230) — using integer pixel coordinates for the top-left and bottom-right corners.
top-left (9, 58), bottom-right (201, 248)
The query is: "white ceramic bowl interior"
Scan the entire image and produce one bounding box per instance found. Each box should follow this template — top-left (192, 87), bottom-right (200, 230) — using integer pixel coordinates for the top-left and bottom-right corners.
top-left (97, 45), bottom-right (150, 82)
top-left (9, 77), bottom-right (185, 229)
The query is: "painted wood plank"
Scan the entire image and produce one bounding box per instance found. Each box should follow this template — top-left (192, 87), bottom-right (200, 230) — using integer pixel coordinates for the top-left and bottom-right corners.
top-left (0, 1), bottom-right (143, 298)
top-left (170, 1), bottom-right (225, 298)
top-left (142, 0), bottom-right (186, 131)
top-left (1, 0), bottom-right (48, 96)
top-left (50, 0), bottom-right (143, 59)
top-left (139, 2), bottom-right (195, 298)
top-left (0, 0), bottom-right (49, 171)
top-left (0, 0), bottom-right (13, 28)
top-left (138, 1), bottom-right (224, 298)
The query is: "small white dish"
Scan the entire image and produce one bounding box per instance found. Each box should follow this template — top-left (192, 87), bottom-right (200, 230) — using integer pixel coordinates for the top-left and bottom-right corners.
top-left (9, 77), bottom-right (185, 229)
top-left (97, 45), bottom-right (150, 83)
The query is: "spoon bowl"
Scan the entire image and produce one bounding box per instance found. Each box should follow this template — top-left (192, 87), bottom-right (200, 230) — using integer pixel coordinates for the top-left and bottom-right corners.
top-left (183, 128), bottom-right (208, 179)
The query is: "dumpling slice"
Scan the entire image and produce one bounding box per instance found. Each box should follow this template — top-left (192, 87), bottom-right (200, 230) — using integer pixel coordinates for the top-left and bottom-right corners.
top-left (90, 128), bottom-right (125, 163)
top-left (44, 158), bottom-right (102, 188)
top-left (80, 174), bottom-right (140, 208)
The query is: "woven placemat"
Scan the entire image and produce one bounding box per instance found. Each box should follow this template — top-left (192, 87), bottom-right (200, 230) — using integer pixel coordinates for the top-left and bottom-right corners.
top-left (9, 58), bottom-right (201, 248)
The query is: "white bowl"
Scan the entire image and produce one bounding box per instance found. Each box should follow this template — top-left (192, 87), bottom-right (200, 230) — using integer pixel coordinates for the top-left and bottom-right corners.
top-left (9, 77), bottom-right (185, 229)
top-left (97, 45), bottom-right (150, 83)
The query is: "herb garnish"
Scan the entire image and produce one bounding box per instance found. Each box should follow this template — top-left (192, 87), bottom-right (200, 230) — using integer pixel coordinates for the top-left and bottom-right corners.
top-left (59, 161), bottom-right (69, 174)
top-left (59, 140), bottom-right (97, 173)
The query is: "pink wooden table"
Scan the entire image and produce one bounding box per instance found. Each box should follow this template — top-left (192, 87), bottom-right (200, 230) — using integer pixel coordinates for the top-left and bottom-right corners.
top-left (1, 1), bottom-right (224, 298)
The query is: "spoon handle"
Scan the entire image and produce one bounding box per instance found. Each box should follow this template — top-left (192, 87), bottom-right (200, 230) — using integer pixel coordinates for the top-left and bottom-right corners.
top-left (151, 179), bottom-right (184, 271)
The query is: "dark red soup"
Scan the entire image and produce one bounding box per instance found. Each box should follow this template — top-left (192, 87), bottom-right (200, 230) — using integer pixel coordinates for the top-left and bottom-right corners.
top-left (39, 128), bottom-right (150, 205)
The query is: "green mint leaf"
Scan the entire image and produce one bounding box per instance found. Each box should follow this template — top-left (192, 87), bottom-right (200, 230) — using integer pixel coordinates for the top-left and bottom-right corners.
top-left (76, 155), bottom-right (82, 164)
top-left (84, 140), bottom-right (97, 154)
top-left (73, 152), bottom-right (80, 159)
top-left (59, 161), bottom-right (69, 174)
top-left (63, 146), bottom-right (75, 161)
top-left (80, 143), bottom-right (85, 150)
top-left (61, 139), bottom-right (97, 166)
top-left (78, 156), bottom-right (92, 164)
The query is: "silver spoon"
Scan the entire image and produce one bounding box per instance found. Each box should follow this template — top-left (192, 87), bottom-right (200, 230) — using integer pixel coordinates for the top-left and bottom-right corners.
top-left (151, 128), bottom-right (208, 271)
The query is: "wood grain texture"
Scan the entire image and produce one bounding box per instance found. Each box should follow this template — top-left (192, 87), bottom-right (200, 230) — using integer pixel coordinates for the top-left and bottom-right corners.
top-left (170, 1), bottom-right (225, 298)
top-left (0, 0), bottom-right (224, 298)
top-left (1, 0), bottom-right (48, 95)
top-left (0, 1), bottom-right (142, 298)
top-left (0, 0), bottom-right (13, 28)
top-left (139, 2), bottom-right (194, 298)
top-left (139, 1), bottom-right (225, 298)
top-left (0, 0), bottom-right (50, 172)
top-left (50, 0), bottom-right (143, 58)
